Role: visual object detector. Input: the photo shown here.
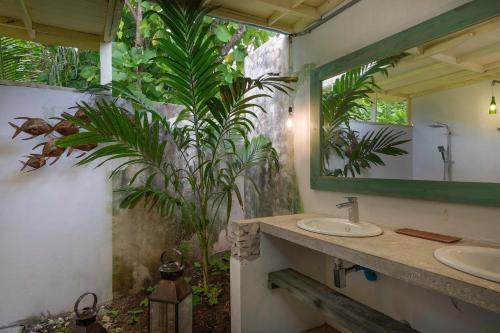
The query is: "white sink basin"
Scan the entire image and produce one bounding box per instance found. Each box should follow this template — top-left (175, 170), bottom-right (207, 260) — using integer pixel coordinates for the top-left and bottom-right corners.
top-left (434, 246), bottom-right (500, 283)
top-left (297, 217), bottom-right (383, 237)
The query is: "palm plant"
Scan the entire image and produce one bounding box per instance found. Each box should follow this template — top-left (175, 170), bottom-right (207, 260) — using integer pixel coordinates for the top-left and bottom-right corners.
top-left (322, 55), bottom-right (410, 177)
top-left (55, 0), bottom-right (293, 289)
top-left (0, 37), bottom-right (41, 81)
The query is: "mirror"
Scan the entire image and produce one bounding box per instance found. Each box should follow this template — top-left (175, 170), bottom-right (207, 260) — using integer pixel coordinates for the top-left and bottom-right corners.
top-left (320, 18), bottom-right (500, 183)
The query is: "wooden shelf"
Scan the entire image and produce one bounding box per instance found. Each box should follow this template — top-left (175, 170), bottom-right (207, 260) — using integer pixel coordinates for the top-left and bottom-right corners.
top-left (268, 268), bottom-right (419, 333)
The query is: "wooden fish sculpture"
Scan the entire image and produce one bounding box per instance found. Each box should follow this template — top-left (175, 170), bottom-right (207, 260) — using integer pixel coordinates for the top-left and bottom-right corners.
top-left (19, 154), bottom-right (46, 172)
top-left (33, 140), bottom-right (66, 165)
top-left (67, 106), bottom-right (90, 123)
top-left (67, 143), bottom-right (98, 158)
top-left (9, 117), bottom-right (52, 140)
top-left (50, 117), bottom-right (80, 136)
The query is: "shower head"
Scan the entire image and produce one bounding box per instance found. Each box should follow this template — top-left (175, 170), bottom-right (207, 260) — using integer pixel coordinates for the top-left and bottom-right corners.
top-left (428, 122), bottom-right (449, 129)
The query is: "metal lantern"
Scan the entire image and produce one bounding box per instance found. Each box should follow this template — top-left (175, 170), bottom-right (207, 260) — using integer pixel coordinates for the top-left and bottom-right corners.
top-left (148, 251), bottom-right (192, 333)
top-left (72, 292), bottom-right (108, 333)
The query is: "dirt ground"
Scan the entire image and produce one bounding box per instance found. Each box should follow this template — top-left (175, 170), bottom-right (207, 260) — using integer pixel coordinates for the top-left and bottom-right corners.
top-left (23, 254), bottom-right (230, 333)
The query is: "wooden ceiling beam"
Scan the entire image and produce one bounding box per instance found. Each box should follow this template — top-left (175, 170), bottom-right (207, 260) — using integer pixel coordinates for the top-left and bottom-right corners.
top-left (292, 0), bottom-right (306, 8)
top-left (254, 0), bottom-right (319, 19)
top-left (317, 0), bottom-right (345, 16)
top-left (388, 70), bottom-right (486, 95)
top-left (456, 42), bottom-right (500, 63)
top-left (377, 63), bottom-right (448, 87)
top-left (420, 32), bottom-right (475, 57)
top-left (268, 11), bottom-right (288, 26)
top-left (0, 16), bottom-right (101, 50)
top-left (267, 0), bottom-right (306, 26)
top-left (415, 70), bottom-right (500, 97)
top-left (18, 0), bottom-right (35, 39)
top-left (430, 53), bottom-right (484, 73)
top-left (211, 8), bottom-right (294, 33)
top-left (103, 0), bottom-right (124, 42)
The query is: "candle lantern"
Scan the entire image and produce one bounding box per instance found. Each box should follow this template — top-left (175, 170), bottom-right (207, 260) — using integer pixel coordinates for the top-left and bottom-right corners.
top-left (72, 292), bottom-right (108, 333)
top-left (148, 251), bottom-right (192, 333)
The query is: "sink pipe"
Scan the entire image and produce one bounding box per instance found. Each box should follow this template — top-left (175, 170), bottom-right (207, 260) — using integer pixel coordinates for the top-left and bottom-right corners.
top-left (333, 258), bottom-right (377, 288)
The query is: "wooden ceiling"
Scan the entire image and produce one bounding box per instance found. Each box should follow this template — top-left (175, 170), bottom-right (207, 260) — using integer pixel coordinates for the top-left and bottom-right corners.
top-left (0, 0), bottom-right (124, 50)
top-left (375, 17), bottom-right (500, 97)
top-left (205, 0), bottom-right (347, 34)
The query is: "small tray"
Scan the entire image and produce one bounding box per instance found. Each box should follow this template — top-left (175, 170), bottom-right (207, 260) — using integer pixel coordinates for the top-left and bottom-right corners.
top-left (395, 228), bottom-right (461, 243)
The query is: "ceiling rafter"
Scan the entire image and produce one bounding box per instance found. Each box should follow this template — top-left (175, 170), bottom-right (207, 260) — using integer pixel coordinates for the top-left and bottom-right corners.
top-left (0, 15), bottom-right (101, 50)
top-left (317, 0), bottom-right (345, 16)
top-left (211, 7), bottom-right (294, 33)
top-left (253, 0), bottom-right (319, 20)
top-left (18, 0), bottom-right (35, 39)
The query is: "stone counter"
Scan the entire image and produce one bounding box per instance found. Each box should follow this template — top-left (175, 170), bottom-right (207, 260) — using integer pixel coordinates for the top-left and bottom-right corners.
top-left (231, 213), bottom-right (500, 314)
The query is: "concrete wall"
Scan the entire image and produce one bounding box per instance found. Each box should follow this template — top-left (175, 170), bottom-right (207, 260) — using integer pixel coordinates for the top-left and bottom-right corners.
top-left (243, 36), bottom-right (301, 217)
top-left (273, 0), bottom-right (500, 331)
top-left (412, 80), bottom-right (500, 182)
top-left (0, 83), bottom-right (112, 326)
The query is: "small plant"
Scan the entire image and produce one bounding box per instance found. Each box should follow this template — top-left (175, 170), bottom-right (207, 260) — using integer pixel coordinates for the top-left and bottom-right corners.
top-left (127, 308), bottom-right (144, 325)
top-left (209, 254), bottom-right (229, 273)
top-left (192, 283), bottom-right (223, 306)
top-left (109, 309), bottom-right (120, 318)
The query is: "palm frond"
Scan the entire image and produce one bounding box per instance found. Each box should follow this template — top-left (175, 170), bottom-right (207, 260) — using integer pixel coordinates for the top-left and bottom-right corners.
top-left (0, 37), bottom-right (41, 81)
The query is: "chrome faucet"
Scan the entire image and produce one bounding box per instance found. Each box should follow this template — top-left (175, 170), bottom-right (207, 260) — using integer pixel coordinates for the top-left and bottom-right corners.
top-left (336, 197), bottom-right (359, 223)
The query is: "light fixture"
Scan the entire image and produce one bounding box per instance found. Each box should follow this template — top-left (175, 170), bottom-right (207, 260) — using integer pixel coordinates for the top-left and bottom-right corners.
top-left (286, 106), bottom-right (294, 129)
top-left (490, 80), bottom-right (500, 115)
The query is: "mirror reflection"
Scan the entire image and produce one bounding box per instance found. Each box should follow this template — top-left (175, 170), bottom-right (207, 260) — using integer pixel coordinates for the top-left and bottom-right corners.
top-left (320, 18), bottom-right (500, 182)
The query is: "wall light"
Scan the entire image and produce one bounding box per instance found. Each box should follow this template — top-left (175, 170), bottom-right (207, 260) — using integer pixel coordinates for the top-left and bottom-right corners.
top-left (490, 80), bottom-right (500, 114)
top-left (286, 106), bottom-right (294, 129)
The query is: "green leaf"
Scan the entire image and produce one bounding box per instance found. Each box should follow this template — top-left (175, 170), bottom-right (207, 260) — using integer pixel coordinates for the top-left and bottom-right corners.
top-left (214, 25), bottom-right (232, 42)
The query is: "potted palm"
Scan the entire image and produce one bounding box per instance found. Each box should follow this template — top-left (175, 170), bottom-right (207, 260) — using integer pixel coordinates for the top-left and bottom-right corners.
top-left (54, 0), bottom-right (294, 290)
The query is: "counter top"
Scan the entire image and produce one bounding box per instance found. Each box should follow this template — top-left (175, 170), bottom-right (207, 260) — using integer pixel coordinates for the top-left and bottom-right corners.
top-left (240, 213), bottom-right (500, 314)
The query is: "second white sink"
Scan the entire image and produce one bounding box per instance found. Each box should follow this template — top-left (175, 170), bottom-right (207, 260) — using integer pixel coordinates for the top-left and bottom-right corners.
top-left (297, 217), bottom-right (383, 237)
top-left (434, 246), bottom-right (500, 283)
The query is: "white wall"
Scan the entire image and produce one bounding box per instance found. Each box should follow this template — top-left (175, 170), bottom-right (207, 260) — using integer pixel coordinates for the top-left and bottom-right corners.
top-left (338, 122), bottom-right (413, 179)
top-left (412, 80), bottom-right (500, 182)
top-left (290, 0), bottom-right (500, 331)
top-left (0, 83), bottom-right (112, 326)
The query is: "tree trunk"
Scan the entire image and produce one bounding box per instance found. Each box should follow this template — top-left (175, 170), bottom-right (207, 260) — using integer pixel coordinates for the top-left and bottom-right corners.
top-left (199, 234), bottom-right (210, 289)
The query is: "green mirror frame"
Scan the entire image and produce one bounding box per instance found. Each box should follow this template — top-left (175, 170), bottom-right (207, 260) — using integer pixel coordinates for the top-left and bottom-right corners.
top-left (310, 0), bottom-right (500, 207)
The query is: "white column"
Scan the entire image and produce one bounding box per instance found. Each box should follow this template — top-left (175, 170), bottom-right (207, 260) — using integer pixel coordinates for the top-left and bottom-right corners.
top-left (99, 42), bottom-right (112, 85)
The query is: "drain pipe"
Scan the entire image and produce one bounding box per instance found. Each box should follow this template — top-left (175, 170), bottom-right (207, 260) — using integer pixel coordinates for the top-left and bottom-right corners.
top-left (293, 0), bottom-right (363, 37)
top-left (333, 258), bottom-right (377, 288)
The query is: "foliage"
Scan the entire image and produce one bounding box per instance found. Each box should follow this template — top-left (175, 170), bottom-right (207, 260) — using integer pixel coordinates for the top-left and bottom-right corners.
top-left (213, 21), bottom-right (275, 83)
top-left (322, 55), bottom-right (411, 177)
top-left (38, 46), bottom-right (100, 88)
top-left (127, 308), bottom-right (144, 325)
top-left (209, 253), bottom-right (230, 273)
top-left (376, 99), bottom-right (408, 125)
top-left (112, 0), bottom-right (275, 103)
top-left (348, 97), bottom-right (408, 125)
top-left (0, 37), bottom-right (41, 81)
top-left (192, 283), bottom-right (222, 306)
top-left (55, 0), bottom-right (293, 289)
top-left (1, 1), bottom-right (272, 95)
top-left (0, 36), bottom-right (100, 88)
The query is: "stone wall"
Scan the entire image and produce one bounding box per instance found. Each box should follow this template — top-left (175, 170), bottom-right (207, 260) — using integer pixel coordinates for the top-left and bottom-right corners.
top-left (243, 36), bottom-right (302, 218)
top-left (111, 102), bottom-right (183, 295)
